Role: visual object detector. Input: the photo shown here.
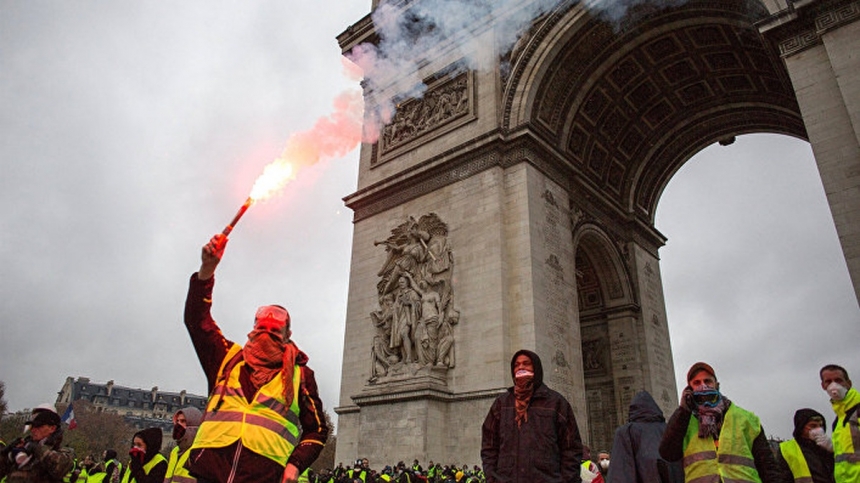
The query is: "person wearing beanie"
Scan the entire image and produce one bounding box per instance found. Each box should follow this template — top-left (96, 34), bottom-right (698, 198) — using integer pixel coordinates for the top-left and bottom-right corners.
top-left (659, 362), bottom-right (782, 483)
top-left (0, 404), bottom-right (74, 482)
top-left (481, 350), bottom-right (583, 483)
top-left (775, 408), bottom-right (835, 483)
top-left (819, 364), bottom-right (860, 483)
top-left (120, 427), bottom-right (166, 483)
top-left (164, 407), bottom-right (203, 483)
top-left (184, 233), bottom-right (329, 483)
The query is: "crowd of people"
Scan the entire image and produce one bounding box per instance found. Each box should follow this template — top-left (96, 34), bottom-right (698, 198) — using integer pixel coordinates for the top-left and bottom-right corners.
top-left (0, 232), bottom-right (856, 483)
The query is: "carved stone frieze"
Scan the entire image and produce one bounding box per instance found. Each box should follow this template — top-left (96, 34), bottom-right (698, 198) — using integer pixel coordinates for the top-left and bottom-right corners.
top-left (369, 213), bottom-right (460, 384)
top-left (376, 71), bottom-right (473, 163)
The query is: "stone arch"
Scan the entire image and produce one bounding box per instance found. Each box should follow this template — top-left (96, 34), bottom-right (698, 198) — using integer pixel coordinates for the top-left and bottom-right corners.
top-left (503, 0), bottom-right (807, 221)
top-left (573, 223), bottom-right (639, 450)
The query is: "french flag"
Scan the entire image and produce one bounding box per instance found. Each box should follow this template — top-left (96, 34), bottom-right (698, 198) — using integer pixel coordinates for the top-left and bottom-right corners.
top-left (61, 403), bottom-right (77, 430)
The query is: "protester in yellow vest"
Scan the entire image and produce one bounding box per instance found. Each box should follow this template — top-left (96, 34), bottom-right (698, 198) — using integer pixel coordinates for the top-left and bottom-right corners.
top-left (121, 427), bottom-right (166, 483)
top-left (820, 364), bottom-right (860, 483)
top-left (164, 407), bottom-right (203, 483)
top-left (776, 408), bottom-right (835, 483)
top-left (184, 233), bottom-right (329, 483)
top-left (659, 362), bottom-right (782, 482)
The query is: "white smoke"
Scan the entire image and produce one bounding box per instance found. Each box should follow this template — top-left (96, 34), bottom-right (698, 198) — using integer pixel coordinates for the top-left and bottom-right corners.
top-left (347, 0), bottom-right (573, 142)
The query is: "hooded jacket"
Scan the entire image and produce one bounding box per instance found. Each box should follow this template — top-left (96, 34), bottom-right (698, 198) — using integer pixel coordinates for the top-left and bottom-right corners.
top-left (608, 391), bottom-right (683, 483)
top-left (174, 407), bottom-right (203, 453)
top-left (481, 350), bottom-right (583, 483)
top-left (775, 408), bottom-right (835, 483)
top-left (122, 428), bottom-right (166, 483)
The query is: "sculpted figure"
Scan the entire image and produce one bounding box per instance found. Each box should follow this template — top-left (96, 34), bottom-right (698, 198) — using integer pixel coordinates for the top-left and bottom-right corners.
top-left (372, 213), bottom-right (460, 377)
top-left (391, 275), bottom-right (420, 364)
top-left (370, 294), bottom-right (398, 380)
top-left (405, 272), bottom-right (441, 366)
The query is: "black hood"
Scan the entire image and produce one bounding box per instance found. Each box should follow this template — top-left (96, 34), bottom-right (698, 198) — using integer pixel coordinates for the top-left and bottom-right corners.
top-left (510, 349), bottom-right (543, 388)
top-left (793, 408), bottom-right (826, 440)
top-left (133, 427), bottom-right (163, 462)
top-left (104, 450), bottom-right (118, 461)
top-left (628, 390), bottom-right (665, 423)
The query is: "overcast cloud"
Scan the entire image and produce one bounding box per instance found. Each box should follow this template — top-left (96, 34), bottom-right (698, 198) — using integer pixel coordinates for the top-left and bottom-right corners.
top-left (1, 0), bottom-right (857, 442)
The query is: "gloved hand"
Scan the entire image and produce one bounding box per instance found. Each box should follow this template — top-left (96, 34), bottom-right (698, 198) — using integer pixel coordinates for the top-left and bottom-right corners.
top-left (129, 446), bottom-right (146, 472)
top-left (0, 438), bottom-right (22, 460)
top-left (809, 427), bottom-right (834, 452)
top-left (681, 386), bottom-right (696, 411)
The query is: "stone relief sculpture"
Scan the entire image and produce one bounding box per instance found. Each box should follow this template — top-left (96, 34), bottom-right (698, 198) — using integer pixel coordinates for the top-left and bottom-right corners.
top-left (380, 74), bottom-right (470, 153)
top-left (369, 213), bottom-right (460, 382)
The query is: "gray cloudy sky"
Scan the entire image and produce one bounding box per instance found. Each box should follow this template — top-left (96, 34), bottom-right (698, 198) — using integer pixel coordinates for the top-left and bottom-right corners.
top-left (1, 0), bottom-right (857, 443)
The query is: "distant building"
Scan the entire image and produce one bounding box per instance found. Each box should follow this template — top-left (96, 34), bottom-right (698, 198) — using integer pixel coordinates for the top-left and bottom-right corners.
top-left (56, 376), bottom-right (208, 432)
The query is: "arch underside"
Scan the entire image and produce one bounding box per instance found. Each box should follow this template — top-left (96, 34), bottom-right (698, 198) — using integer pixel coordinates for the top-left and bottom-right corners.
top-left (505, 0), bottom-right (807, 222)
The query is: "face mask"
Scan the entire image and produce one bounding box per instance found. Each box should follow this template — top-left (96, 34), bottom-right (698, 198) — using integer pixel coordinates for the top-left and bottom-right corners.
top-left (599, 460), bottom-right (610, 469)
top-left (827, 382), bottom-right (848, 401)
top-left (172, 423), bottom-right (186, 441)
top-left (808, 427), bottom-right (825, 439)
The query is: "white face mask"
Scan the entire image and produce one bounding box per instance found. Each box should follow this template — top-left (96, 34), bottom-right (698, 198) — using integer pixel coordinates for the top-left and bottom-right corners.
top-left (808, 427), bottom-right (825, 439)
top-left (599, 460), bottom-right (610, 469)
top-left (827, 382), bottom-right (848, 401)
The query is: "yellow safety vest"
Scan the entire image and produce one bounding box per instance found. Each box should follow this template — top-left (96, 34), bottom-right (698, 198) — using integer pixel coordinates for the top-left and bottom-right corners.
top-left (164, 446), bottom-right (196, 483)
top-left (88, 471), bottom-right (107, 483)
top-left (831, 387), bottom-right (860, 483)
top-left (779, 439), bottom-right (813, 483)
top-left (120, 454), bottom-right (167, 483)
top-left (191, 343), bottom-right (301, 466)
top-left (682, 404), bottom-right (763, 483)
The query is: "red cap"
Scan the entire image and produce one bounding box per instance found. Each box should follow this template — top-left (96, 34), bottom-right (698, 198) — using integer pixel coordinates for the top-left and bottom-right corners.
top-left (687, 362), bottom-right (716, 383)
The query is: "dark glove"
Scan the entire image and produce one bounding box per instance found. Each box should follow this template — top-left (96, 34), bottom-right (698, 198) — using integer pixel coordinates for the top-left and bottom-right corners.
top-left (129, 447), bottom-right (145, 472)
top-left (0, 438), bottom-right (22, 459)
top-left (681, 386), bottom-right (696, 411)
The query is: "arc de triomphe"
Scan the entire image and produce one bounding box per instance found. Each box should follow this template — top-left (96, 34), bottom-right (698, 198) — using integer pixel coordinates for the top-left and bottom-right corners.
top-left (334, 0), bottom-right (860, 465)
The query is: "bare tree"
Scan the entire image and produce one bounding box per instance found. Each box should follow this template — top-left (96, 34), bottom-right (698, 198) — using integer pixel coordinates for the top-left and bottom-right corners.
top-left (58, 400), bottom-right (137, 458)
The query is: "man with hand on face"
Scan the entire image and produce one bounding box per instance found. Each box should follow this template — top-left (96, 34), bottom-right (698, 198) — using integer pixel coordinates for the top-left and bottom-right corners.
top-left (819, 364), bottom-right (860, 483)
top-left (776, 408), bottom-right (835, 483)
top-left (659, 362), bottom-right (781, 483)
top-left (481, 349), bottom-right (583, 483)
top-left (184, 233), bottom-right (329, 483)
top-left (0, 405), bottom-right (74, 483)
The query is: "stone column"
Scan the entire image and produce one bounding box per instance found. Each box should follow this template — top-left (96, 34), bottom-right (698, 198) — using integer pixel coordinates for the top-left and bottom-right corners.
top-left (762, 6), bottom-right (860, 303)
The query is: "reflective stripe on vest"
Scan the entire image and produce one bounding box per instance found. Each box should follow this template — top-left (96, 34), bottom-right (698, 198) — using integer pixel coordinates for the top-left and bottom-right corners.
top-left (831, 387), bottom-right (860, 483)
top-left (779, 439), bottom-right (813, 483)
top-left (120, 454), bottom-right (167, 483)
top-left (164, 446), bottom-right (196, 483)
top-left (683, 404), bottom-right (763, 483)
top-left (191, 343), bottom-right (302, 466)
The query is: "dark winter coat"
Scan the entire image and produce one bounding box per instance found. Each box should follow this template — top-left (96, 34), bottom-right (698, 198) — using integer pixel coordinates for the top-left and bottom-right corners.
top-left (481, 350), bottom-right (583, 483)
top-left (607, 391), bottom-right (682, 483)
